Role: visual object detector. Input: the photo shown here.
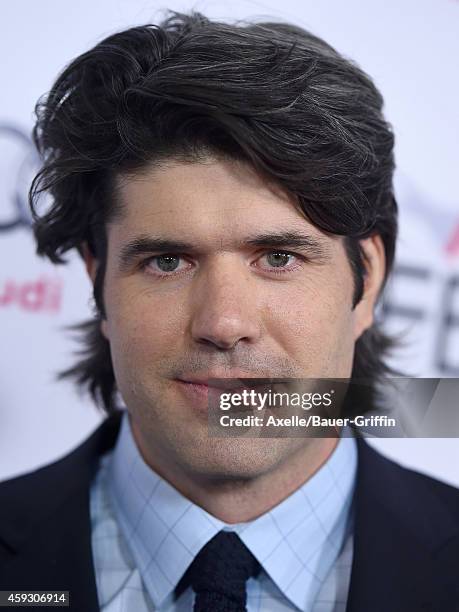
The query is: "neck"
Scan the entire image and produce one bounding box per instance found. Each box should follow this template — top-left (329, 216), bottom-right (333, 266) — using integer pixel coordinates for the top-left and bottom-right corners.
top-left (130, 419), bottom-right (339, 523)
top-left (187, 439), bottom-right (338, 523)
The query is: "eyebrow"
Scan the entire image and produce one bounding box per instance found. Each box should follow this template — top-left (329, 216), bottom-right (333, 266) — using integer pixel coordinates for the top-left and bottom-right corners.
top-left (117, 231), bottom-right (330, 272)
top-left (245, 231), bottom-right (328, 254)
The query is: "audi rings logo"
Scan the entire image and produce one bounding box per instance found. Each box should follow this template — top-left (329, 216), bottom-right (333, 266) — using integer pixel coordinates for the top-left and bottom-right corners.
top-left (0, 124), bottom-right (41, 233)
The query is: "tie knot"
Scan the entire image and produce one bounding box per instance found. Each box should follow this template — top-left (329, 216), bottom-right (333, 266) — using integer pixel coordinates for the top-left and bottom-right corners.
top-left (175, 530), bottom-right (261, 611)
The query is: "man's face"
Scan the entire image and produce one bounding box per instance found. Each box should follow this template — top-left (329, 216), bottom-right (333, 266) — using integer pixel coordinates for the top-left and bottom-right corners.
top-left (92, 157), bottom-right (379, 482)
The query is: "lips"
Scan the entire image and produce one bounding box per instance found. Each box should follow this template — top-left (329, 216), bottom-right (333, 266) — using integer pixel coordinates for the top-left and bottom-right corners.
top-left (176, 380), bottom-right (210, 394)
top-left (175, 377), bottom-right (275, 412)
top-left (174, 375), bottom-right (278, 418)
top-left (176, 377), bottom-right (269, 392)
top-left (178, 379), bottom-right (243, 391)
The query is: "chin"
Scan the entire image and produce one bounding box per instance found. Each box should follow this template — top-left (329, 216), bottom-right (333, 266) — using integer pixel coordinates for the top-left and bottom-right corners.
top-left (177, 437), bottom-right (287, 481)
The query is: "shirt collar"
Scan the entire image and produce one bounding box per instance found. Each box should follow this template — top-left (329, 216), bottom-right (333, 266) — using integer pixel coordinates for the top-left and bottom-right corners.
top-left (108, 410), bottom-right (357, 611)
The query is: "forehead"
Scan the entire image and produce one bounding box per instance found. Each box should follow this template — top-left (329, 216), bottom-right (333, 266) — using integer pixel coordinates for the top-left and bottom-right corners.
top-left (111, 157), bottom-right (330, 247)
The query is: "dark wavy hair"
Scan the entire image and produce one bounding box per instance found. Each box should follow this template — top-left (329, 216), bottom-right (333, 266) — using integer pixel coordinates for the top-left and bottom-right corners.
top-left (29, 11), bottom-right (398, 415)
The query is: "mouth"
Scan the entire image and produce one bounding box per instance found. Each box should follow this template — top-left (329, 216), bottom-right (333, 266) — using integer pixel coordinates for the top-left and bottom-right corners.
top-left (173, 379), bottom-right (212, 415)
top-left (174, 376), bottom-right (271, 414)
top-left (176, 379), bottom-right (209, 393)
top-left (176, 377), bottom-right (270, 392)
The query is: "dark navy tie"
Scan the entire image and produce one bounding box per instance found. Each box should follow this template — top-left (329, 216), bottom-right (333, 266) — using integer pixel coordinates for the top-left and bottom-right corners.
top-left (174, 530), bottom-right (261, 611)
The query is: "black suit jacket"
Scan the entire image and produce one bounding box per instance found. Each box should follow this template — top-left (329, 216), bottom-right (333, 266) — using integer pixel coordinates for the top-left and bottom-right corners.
top-left (1, 411), bottom-right (459, 612)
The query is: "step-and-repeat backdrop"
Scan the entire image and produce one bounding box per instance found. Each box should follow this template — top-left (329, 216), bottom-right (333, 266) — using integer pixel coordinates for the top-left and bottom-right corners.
top-left (1, 0), bottom-right (458, 483)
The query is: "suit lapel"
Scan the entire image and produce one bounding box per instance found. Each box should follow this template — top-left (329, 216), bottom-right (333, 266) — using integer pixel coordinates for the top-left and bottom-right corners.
top-left (0, 485), bottom-right (99, 612)
top-left (346, 438), bottom-right (459, 612)
top-left (0, 412), bottom-right (123, 612)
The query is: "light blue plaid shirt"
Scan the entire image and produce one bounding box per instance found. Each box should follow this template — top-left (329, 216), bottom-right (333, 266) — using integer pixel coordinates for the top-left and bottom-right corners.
top-left (90, 411), bottom-right (357, 611)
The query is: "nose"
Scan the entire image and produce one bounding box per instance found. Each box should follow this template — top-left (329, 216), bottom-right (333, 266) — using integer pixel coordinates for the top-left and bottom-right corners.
top-left (189, 258), bottom-right (262, 350)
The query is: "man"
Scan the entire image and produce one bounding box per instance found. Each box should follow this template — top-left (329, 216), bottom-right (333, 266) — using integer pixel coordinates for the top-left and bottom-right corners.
top-left (1, 11), bottom-right (458, 612)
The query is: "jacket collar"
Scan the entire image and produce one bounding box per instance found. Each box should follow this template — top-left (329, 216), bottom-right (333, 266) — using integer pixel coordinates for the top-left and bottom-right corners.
top-left (346, 436), bottom-right (459, 611)
top-left (0, 413), bottom-right (122, 612)
top-left (0, 412), bottom-right (121, 553)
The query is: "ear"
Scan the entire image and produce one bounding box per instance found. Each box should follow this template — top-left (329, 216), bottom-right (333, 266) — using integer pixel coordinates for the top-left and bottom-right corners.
top-left (81, 242), bottom-right (110, 340)
top-left (353, 235), bottom-right (386, 340)
top-left (81, 242), bottom-right (98, 284)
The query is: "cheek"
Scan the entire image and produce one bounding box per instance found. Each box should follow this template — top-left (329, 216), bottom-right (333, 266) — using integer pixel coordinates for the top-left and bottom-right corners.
top-left (104, 282), bottom-right (187, 365)
top-left (266, 276), bottom-right (355, 371)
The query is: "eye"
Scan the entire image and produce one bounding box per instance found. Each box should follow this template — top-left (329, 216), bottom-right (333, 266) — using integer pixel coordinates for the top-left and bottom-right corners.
top-left (143, 254), bottom-right (191, 276)
top-left (155, 255), bottom-right (181, 272)
top-left (257, 251), bottom-right (301, 273)
top-left (266, 252), bottom-right (293, 267)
